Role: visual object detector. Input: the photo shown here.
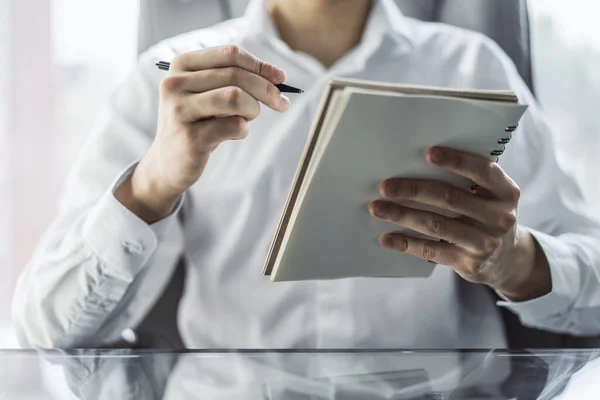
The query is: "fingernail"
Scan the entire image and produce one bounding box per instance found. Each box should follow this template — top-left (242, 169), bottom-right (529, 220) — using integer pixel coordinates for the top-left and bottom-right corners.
top-left (279, 95), bottom-right (290, 111)
top-left (380, 235), bottom-right (394, 248)
top-left (374, 203), bottom-right (387, 218)
top-left (398, 237), bottom-right (408, 251)
top-left (431, 148), bottom-right (444, 163)
top-left (385, 183), bottom-right (399, 197)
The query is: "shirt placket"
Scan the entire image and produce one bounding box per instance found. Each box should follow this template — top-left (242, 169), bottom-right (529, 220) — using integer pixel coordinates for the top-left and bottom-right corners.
top-left (262, 41), bottom-right (387, 350)
top-left (316, 280), bottom-right (359, 348)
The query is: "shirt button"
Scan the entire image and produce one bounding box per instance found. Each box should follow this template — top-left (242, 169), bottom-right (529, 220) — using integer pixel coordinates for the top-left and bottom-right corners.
top-left (122, 240), bottom-right (144, 255)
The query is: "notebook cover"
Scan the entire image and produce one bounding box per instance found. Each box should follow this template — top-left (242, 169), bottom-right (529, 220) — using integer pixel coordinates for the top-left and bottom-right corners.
top-left (264, 80), bottom-right (527, 281)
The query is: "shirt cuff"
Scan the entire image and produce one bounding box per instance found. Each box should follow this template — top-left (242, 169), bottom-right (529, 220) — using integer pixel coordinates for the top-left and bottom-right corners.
top-left (497, 228), bottom-right (580, 326)
top-left (81, 163), bottom-right (183, 281)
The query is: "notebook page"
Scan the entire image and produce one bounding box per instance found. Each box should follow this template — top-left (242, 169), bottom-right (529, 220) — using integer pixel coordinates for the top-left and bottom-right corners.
top-left (272, 91), bottom-right (527, 282)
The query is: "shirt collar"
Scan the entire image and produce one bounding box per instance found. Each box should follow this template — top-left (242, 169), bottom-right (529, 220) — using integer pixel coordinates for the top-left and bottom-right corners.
top-left (241, 0), bottom-right (280, 40)
top-left (240, 0), bottom-right (415, 51)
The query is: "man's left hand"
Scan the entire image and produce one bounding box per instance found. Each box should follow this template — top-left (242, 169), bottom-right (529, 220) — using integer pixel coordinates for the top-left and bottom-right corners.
top-left (369, 147), bottom-right (552, 301)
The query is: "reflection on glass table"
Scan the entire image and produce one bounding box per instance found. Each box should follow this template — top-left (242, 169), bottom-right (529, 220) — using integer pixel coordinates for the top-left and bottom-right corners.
top-left (0, 349), bottom-right (599, 399)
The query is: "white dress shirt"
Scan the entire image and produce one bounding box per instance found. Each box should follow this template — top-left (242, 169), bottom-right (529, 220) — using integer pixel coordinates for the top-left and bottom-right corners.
top-left (13, 0), bottom-right (600, 350)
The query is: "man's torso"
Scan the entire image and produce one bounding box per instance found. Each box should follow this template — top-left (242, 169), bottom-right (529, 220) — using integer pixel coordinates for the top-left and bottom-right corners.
top-left (149, 6), bottom-right (526, 348)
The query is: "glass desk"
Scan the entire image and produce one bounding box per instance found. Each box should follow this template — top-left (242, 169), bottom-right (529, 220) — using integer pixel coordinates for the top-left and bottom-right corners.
top-left (1, 349), bottom-right (599, 399)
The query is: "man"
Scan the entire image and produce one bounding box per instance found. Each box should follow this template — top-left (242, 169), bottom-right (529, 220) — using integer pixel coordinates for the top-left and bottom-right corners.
top-left (13, 0), bottom-right (600, 349)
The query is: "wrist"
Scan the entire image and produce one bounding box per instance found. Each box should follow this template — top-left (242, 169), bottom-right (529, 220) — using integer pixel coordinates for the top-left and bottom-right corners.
top-left (495, 226), bottom-right (552, 302)
top-left (115, 159), bottom-right (181, 224)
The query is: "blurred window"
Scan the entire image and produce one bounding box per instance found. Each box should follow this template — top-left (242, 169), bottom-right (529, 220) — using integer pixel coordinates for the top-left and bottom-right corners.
top-left (529, 0), bottom-right (600, 211)
top-left (0, 0), bottom-right (138, 344)
top-left (0, 0), bottom-right (11, 331)
top-left (52, 0), bottom-right (139, 182)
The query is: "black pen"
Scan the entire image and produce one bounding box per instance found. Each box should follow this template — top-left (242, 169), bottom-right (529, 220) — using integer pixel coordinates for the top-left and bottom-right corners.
top-left (156, 61), bottom-right (304, 94)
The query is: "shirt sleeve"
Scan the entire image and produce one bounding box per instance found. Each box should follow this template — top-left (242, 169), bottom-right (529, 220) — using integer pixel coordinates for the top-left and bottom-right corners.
top-left (481, 38), bottom-right (600, 335)
top-left (12, 44), bottom-right (185, 349)
top-left (50, 349), bottom-right (168, 400)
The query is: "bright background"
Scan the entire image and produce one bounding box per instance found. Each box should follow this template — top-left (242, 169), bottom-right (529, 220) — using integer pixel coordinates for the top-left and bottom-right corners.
top-left (1, 0), bottom-right (600, 337)
top-left (0, 0), bottom-right (599, 396)
top-left (0, 0), bottom-right (139, 348)
top-left (530, 0), bottom-right (600, 203)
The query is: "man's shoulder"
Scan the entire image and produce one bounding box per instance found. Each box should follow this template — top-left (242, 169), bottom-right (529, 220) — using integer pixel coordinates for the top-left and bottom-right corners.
top-left (139, 18), bottom-right (248, 63)
top-left (406, 17), bottom-right (508, 64)
top-left (405, 17), bottom-right (519, 90)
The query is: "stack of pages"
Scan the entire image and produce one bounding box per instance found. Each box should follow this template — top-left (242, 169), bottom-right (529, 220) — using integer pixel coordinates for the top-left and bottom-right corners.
top-left (264, 78), bottom-right (528, 282)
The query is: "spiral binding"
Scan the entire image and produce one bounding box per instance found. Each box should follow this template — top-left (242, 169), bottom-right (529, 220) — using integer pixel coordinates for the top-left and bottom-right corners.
top-left (490, 125), bottom-right (518, 161)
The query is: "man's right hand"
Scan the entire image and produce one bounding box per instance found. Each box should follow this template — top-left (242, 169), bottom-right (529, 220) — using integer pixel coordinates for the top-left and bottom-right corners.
top-left (115, 46), bottom-right (290, 223)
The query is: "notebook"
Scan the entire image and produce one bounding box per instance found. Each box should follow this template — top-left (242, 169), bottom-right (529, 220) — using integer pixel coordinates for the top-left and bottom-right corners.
top-left (264, 78), bottom-right (528, 282)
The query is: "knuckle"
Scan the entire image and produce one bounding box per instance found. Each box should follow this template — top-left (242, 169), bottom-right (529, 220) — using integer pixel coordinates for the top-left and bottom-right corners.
top-left (510, 184), bottom-right (521, 201)
top-left (465, 258), bottom-right (486, 281)
top-left (498, 211), bottom-right (517, 230)
top-left (482, 236), bottom-right (502, 254)
top-left (221, 117), bottom-right (249, 141)
top-left (160, 75), bottom-right (184, 93)
top-left (159, 79), bottom-right (170, 95)
top-left (444, 187), bottom-right (463, 208)
top-left (428, 217), bottom-right (445, 235)
top-left (224, 87), bottom-right (243, 105)
top-left (170, 53), bottom-right (189, 71)
top-left (230, 116), bottom-right (248, 131)
top-left (171, 101), bottom-right (186, 119)
top-left (481, 162), bottom-right (496, 182)
top-left (224, 45), bottom-right (243, 63)
top-left (249, 100), bottom-right (261, 120)
top-left (236, 126), bottom-right (250, 139)
top-left (422, 242), bottom-right (437, 261)
top-left (238, 126), bottom-right (250, 139)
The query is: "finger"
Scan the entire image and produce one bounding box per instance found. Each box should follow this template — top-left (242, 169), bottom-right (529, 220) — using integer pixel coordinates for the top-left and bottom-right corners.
top-left (381, 234), bottom-right (488, 282)
top-left (457, 215), bottom-right (500, 236)
top-left (167, 68), bottom-right (289, 112)
top-left (174, 87), bottom-right (261, 122)
top-left (369, 201), bottom-right (500, 255)
top-left (170, 46), bottom-right (286, 84)
top-left (426, 147), bottom-right (521, 202)
top-left (469, 184), bottom-right (495, 199)
top-left (380, 234), bottom-right (473, 270)
top-left (192, 115), bottom-right (250, 147)
top-left (379, 179), bottom-right (517, 231)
